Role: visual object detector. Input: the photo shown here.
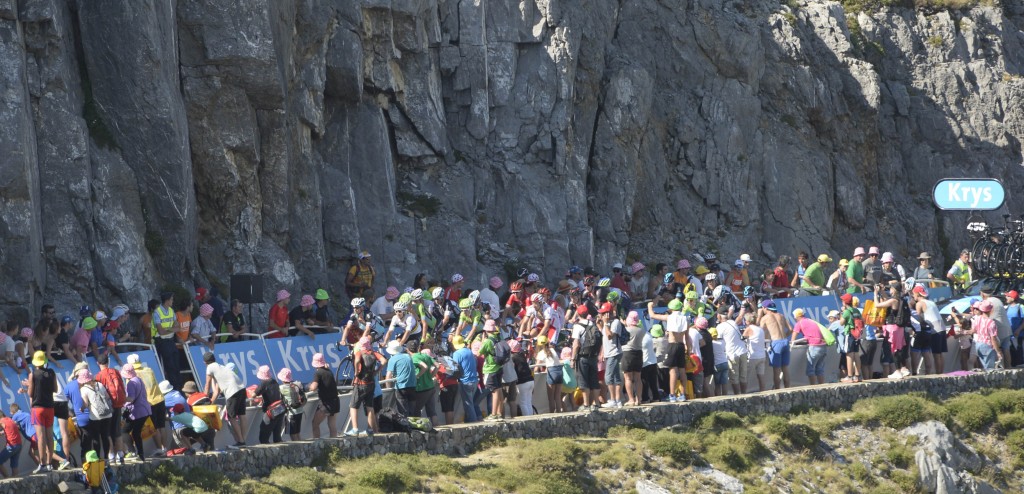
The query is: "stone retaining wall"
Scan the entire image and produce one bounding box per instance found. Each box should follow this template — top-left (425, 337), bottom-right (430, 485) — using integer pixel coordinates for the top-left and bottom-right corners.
top-left (7, 370), bottom-right (1023, 494)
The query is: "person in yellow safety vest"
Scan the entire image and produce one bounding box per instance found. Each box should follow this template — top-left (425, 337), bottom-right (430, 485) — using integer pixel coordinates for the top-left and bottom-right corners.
top-left (153, 292), bottom-right (183, 391)
top-left (946, 249), bottom-right (972, 294)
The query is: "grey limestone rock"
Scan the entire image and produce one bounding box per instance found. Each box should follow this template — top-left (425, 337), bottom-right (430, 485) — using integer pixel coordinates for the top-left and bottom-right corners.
top-left (1, 0), bottom-right (1023, 321)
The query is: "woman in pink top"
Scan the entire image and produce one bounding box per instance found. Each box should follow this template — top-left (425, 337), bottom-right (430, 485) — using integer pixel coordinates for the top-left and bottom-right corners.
top-left (972, 301), bottom-right (1002, 370)
top-left (790, 309), bottom-right (827, 384)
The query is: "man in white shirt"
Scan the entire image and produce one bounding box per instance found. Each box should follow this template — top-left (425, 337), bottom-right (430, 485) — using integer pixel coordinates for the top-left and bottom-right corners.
top-left (370, 286), bottom-right (399, 320)
top-left (716, 306), bottom-right (748, 395)
top-left (480, 277), bottom-right (502, 320)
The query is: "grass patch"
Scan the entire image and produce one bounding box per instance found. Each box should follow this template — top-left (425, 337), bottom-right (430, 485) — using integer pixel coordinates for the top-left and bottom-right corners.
top-left (705, 429), bottom-right (769, 473)
top-left (885, 439), bottom-right (915, 469)
top-left (592, 443), bottom-right (646, 471)
top-left (997, 412), bottom-right (1024, 432)
top-left (982, 389), bottom-right (1024, 414)
top-left (698, 411), bottom-right (745, 431)
top-left (890, 469), bottom-right (922, 493)
top-left (946, 394), bottom-right (997, 432)
top-left (607, 423), bottom-right (650, 442)
top-left (647, 430), bottom-right (701, 465)
top-left (1006, 430), bottom-right (1024, 468)
top-left (757, 414), bottom-right (820, 450)
top-left (927, 35), bottom-right (943, 48)
top-left (127, 463), bottom-right (235, 493)
top-left (852, 393), bottom-right (950, 429)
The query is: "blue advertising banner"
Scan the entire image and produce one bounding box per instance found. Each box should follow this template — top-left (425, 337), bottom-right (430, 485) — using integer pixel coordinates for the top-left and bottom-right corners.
top-left (83, 346), bottom-right (166, 384)
top-left (187, 338), bottom-right (273, 391)
top-left (262, 333), bottom-right (349, 385)
top-left (0, 367), bottom-right (31, 413)
top-left (776, 295), bottom-right (842, 325)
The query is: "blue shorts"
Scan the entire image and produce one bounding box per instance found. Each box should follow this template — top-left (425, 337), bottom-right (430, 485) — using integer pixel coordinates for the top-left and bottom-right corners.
top-left (806, 345), bottom-right (828, 377)
top-left (0, 443), bottom-right (21, 469)
top-left (713, 362), bottom-right (730, 386)
top-left (768, 339), bottom-right (791, 368)
top-left (604, 355), bottom-right (623, 385)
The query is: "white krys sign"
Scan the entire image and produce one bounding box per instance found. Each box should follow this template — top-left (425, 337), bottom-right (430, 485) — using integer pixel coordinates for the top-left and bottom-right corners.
top-left (933, 179), bottom-right (1006, 210)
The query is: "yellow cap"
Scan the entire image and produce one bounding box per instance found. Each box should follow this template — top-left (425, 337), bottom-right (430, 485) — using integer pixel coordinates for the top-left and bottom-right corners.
top-left (31, 351), bottom-right (47, 367)
top-left (817, 254), bottom-right (833, 263)
top-left (793, 308), bottom-right (805, 318)
top-left (452, 335), bottom-right (467, 349)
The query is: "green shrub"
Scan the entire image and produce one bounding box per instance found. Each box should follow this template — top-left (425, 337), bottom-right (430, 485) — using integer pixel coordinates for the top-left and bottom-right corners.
top-left (997, 412), bottom-right (1024, 432)
top-left (885, 442), bottom-right (914, 469)
top-left (353, 465), bottom-right (418, 493)
top-left (592, 444), bottom-right (646, 472)
top-left (1006, 430), bottom-right (1024, 468)
top-left (890, 469), bottom-right (922, 493)
top-left (983, 389), bottom-right (1024, 414)
top-left (759, 415), bottom-right (790, 436)
top-left (607, 424), bottom-right (650, 442)
top-left (705, 429), bottom-right (770, 473)
top-left (698, 411), bottom-right (745, 431)
top-left (946, 394), bottom-right (996, 432)
top-left (783, 423), bottom-right (821, 450)
top-left (647, 431), bottom-right (700, 465)
top-left (509, 438), bottom-right (586, 474)
top-left (852, 394), bottom-right (949, 429)
top-left (849, 461), bottom-right (876, 486)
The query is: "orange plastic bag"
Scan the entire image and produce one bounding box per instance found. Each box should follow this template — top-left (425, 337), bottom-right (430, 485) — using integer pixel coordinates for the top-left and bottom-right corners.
top-left (863, 300), bottom-right (887, 327)
top-left (67, 416), bottom-right (80, 442)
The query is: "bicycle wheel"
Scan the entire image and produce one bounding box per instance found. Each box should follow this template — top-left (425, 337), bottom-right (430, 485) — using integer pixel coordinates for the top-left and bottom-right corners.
top-left (971, 237), bottom-right (992, 277)
top-left (336, 355), bottom-right (355, 387)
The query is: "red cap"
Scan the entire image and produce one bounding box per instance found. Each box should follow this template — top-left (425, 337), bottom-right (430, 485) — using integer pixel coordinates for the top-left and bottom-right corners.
top-left (912, 285), bottom-right (928, 297)
top-left (172, 403), bottom-right (185, 414)
top-left (576, 305), bottom-right (589, 316)
top-left (840, 293), bottom-right (853, 304)
top-left (195, 287), bottom-right (208, 301)
top-left (1006, 290), bottom-right (1019, 301)
top-left (598, 302), bottom-right (615, 314)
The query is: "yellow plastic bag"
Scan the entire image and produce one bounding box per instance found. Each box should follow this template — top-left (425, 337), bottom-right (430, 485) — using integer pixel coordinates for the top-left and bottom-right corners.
top-left (140, 417), bottom-right (156, 440)
top-left (192, 404), bottom-right (223, 431)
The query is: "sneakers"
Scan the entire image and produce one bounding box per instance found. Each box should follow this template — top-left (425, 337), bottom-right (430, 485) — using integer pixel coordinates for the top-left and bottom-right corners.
top-left (900, 368), bottom-right (911, 377)
top-left (184, 449), bottom-right (196, 456)
top-left (152, 448), bottom-right (167, 457)
top-left (125, 452), bottom-right (139, 461)
top-left (227, 442), bottom-right (246, 450)
top-left (57, 460), bottom-right (71, 471)
top-left (840, 377), bottom-right (854, 383)
top-left (32, 464), bottom-right (45, 474)
top-left (117, 451), bottom-right (125, 466)
top-left (888, 371), bottom-right (904, 379)
top-left (483, 414), bottom-right (504, 422)
top-left (600, 400), bottom-right (619, 409)
top-left (344, 428), bottom-right (360, 437)
top-left (668, 395), bottom-right (677, 403)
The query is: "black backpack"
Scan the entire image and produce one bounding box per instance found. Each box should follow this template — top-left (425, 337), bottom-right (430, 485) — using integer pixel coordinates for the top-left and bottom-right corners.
top-left (378, 407), bottom-right (412, 433)
top-left (578, 321), bottom-right (602, 357)
top-left (493, 339), bottom-right (512, 366)
top-left (898, 296), bottom-right (913, 328)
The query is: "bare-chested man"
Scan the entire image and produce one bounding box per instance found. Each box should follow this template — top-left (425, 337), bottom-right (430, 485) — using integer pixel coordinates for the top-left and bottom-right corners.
top-left (648, 297), bottom-right (689, 402)
top-left (757, 299), bottom-right (792, 389)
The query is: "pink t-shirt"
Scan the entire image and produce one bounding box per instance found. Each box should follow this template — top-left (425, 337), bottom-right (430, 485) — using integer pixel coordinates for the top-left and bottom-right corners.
top-left (972, 316), bottom-right (998, 344)
top-left (71, 328), bottom-right (91, 353)
top-left (794, 318), bottom-right (825, 346)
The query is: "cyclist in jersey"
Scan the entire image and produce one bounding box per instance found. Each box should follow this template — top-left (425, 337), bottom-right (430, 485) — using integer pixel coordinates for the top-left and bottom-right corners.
top-left (724, 260), bottom-right (745, 296)
top-left (342, 298), bottom-right (371, 346)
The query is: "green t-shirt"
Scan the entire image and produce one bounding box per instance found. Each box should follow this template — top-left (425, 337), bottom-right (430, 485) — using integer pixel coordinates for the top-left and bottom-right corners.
top-left (481, 335), bottom-right (500, 375)
top-left (846, 261), bottom-right (864, 294)
top-left (411, 353), bottom-right (436, 392)
top-left (840, 307), bottom-right (860, 334)
top-left (801, 262), bottom-right (826, 295)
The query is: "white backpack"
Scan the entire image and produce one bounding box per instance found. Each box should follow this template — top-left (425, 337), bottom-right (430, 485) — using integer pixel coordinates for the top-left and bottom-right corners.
top-left (86, 382), bottom-right (113, 418)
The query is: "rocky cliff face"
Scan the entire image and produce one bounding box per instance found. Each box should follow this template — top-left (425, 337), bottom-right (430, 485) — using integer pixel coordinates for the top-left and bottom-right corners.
top-left (2, 0), bottom-right (1023, 318)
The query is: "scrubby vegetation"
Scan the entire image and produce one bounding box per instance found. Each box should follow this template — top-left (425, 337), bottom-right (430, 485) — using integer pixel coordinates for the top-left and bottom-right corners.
top-left (126, 389), bottom-right (1024, 493)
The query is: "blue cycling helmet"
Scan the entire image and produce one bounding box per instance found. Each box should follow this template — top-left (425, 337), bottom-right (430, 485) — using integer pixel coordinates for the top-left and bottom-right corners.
top-left (79, 305), bottom-right (92, 317)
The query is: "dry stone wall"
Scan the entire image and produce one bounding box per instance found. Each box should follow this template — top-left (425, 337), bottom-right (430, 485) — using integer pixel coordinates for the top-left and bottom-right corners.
top-left (3, 370), bottom-right (1022, 494)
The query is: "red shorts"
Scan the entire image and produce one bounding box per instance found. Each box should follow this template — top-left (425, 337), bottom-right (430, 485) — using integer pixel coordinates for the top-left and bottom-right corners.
top-left (31, 407), bottom-right (54, 428)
